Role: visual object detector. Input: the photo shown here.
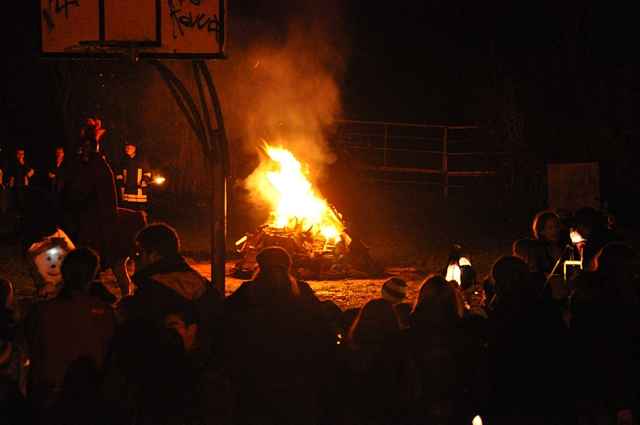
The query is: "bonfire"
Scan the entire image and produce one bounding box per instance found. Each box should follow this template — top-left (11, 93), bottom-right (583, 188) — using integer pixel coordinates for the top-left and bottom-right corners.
top-left (232, 142), bottom-right (380, 279)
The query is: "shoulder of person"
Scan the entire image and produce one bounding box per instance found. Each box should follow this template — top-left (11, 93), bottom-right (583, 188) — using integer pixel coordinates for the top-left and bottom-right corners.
top-left (224, 280), bottom-right (253, 305)
top-left (79, 292), bottom-right (116, 314)
top-left (296, 280), bottom-right (319, 298)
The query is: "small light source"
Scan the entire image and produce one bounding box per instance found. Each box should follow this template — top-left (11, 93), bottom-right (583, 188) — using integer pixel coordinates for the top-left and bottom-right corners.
top-left (47, 247), bottom-right (62, 257)
top-left (570, 229), bottom-right (585, 244)
top-left (472, 415), bottom-right (483, 425)
top-left (446, 256), bottom-right (471, 286)
top-left (235, 235), bottom-right (248, 246)
top-left (564, 260), bottom-right (582, 282)
top-left (153, 176), bottom-right (166, 185)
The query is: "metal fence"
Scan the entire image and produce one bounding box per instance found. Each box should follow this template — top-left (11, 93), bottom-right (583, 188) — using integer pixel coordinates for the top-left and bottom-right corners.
top-left (332, 119), bottom-right (509, 198)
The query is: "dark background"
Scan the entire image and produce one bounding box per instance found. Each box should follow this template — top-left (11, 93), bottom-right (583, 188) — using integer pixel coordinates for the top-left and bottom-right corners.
top-left (2, 1), bottom-right (638, 250)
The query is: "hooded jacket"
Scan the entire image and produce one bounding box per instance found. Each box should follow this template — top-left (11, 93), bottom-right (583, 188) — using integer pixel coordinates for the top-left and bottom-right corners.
top-left (121, 255), bottom-right (224, 348)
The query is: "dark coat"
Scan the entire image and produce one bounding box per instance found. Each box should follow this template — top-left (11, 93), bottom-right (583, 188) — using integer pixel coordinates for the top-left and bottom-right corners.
top-left (580, 228), bottom-right (621, 271)
top-left (569, 271), bottom-right (638, 416)
top-left (62, 153), bottom-right (119, 267)
top-left (25, 292), bottom-right (116, 405)
top-left (8, 160), bottom-right (33, 187)
top-left (225, 278), bottom-right (336, 425)
top-left (485, 297), bottom-right (570, 423)
top-left (116, 154), bottom-right (151, 194)
top-left (48, 159), bottom-right (67, 194)
top-left (405, 316), bottom-right (487, 425)
top-left (100, 319), bottom-right (198, 425)
top-left (121, 255), bottom-right (224, 349)
top-left (337, 330), bottom-right (417, 425)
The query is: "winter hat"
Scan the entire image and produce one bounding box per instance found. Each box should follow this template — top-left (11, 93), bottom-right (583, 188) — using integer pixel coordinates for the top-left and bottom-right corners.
top-left (256, 246), bottom-right (292, 270)
top-left (381, 277), bottom-right (408, 304)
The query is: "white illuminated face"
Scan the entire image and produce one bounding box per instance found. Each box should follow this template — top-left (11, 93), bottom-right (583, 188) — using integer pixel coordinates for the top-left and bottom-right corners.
top-left (125, 145), bottom-right (136, 157)
top-left (34, 247), bottom-right (65, 285)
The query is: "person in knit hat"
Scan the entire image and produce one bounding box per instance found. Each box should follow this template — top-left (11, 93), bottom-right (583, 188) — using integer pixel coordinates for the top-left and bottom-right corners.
top-left (381, 277), bottom-right (408, 304)
top-left (227, 245), bottom-right (307, 311)
top-left (381, 277), bottom-right (411, 329)
top-left (224, 245), bottom-right (336, 425)
top-left (255, 245), bottom-right (292, 271)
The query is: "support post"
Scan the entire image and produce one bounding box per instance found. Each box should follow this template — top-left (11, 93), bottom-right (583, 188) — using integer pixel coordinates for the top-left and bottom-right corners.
top-left (198, 61), bottom-right (229, 296)
top-left (383, 124), bottom-right (389, 167)
top-left (211, 157), bottom-right (226, 296)
top-left (151, 59), bottom-right (229, 295)
top-left (442, 127), bottom-right (449, 198)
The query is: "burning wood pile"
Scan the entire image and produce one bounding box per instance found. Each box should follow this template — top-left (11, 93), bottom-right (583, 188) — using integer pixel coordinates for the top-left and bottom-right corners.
top-left (231, 143), bottom-right (382, 280)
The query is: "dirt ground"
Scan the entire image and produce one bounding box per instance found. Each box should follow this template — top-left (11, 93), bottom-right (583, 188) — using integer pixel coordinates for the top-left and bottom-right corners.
top-left (191, 261), bottom-right (429, 311)
top-left (7, 190), bottom-right (636, 315)
top-left (1, 206), bottom-right (512, 317)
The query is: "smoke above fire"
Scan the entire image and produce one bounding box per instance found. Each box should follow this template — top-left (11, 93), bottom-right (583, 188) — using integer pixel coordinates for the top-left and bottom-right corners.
top-left (211, 3), bottom-right (349, 222)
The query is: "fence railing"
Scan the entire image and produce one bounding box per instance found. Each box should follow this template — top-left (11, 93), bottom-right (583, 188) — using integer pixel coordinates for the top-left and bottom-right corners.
top-left (333, 119), bottom-right (508, 198)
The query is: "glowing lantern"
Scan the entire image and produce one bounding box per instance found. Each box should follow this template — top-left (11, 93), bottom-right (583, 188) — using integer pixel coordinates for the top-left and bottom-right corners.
top-left (446, 256), bottom-right (471, 285)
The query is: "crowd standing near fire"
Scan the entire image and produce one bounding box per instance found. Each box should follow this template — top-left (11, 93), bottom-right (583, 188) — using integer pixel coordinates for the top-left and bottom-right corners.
top-left (2, 205), bottom-right (638, 425)
top-left (0, 118), bottom-right (638, 424)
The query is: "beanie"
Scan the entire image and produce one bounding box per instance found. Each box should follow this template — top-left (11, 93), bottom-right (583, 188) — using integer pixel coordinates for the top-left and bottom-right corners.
top-left (381, 277), bottom-right (408, 304)
top-left (256, 246), bottom-right (292, 270)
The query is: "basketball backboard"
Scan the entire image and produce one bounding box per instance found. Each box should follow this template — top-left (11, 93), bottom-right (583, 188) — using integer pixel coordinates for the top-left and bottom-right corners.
top-left (40, 0), bottom-right (226, 59)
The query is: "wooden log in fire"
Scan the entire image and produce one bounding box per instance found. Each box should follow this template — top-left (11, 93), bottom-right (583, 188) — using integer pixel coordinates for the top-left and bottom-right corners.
top-left (231, 225), bottom-right (383, 280)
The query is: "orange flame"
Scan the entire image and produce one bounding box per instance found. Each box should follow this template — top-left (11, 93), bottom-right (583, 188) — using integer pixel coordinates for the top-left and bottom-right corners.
top-left (249, 142), bottom-right (344, 243)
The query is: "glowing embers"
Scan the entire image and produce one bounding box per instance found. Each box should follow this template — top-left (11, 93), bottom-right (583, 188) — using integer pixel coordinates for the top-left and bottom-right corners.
top-left (234, 143), bottom-right (380, 280)
top-left (248, 142), bottom-right (344, 248)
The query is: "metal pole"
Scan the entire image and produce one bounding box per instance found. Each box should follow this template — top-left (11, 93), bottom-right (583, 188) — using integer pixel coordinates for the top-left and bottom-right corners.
top-left (191, 61), bottom-right (224, 295)
top-left (211, 157), bottom-right (226, 296)
top-left (198, 61), bottom-right (230, 297)
top-left (383, 124), bottom-right (388, 167)
top-left (442, 127), bottom-right (449, 198)
top-left (150, 60), bottom-right (226, 294)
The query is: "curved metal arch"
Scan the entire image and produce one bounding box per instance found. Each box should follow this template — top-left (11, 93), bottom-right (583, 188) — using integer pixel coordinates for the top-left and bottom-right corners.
top-left (148, 58), bottom-right (229, 294)
top-left (148, 59), bottom-right (211, 158)
top-left (196, 60), bottom-right (230, 176)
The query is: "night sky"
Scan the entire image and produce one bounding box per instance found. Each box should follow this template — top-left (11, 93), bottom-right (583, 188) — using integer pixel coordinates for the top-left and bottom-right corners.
top-left (2, 1), bottom-right (638, 218)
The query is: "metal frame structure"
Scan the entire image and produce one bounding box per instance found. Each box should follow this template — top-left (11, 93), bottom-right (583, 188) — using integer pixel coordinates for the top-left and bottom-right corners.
top-left (41, 16), bottom-right (230, 294)
top-left (334, 119), bottom-right (505, 198)
top-left (148, 59), bottom-right (229, 294)
top-left (40, 0), bottom-right (226, 60)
